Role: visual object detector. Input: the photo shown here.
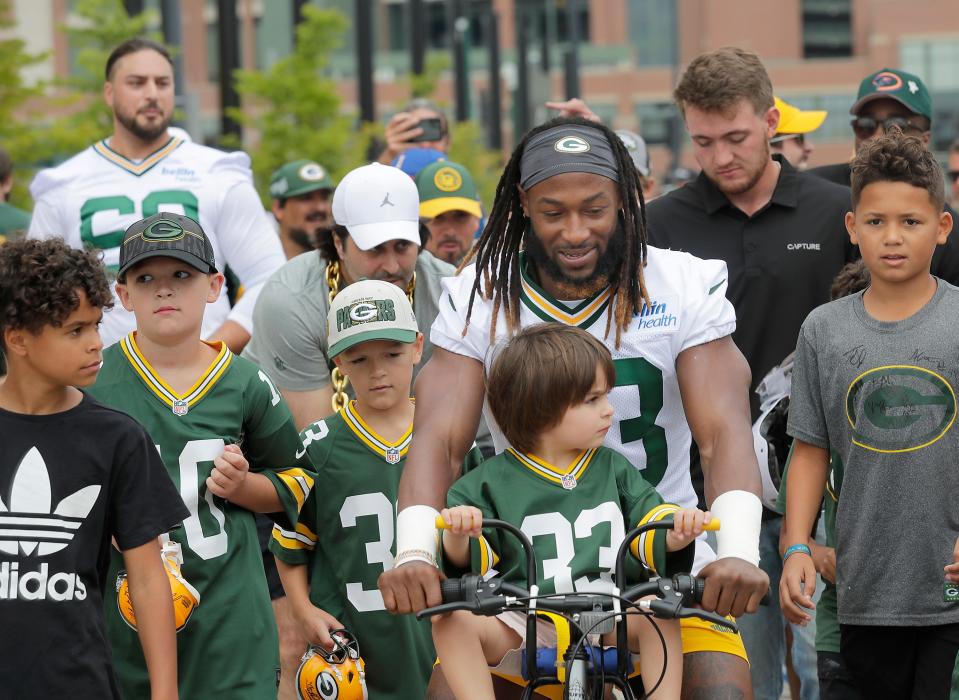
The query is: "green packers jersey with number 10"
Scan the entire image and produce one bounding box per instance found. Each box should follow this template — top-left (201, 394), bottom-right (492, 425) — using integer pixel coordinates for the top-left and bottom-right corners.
top-left (88, 334), bottom-right (313, 700)
top-left (270, 401), bottom-right (484, 700)
top-left (432, 248), bottom-right (736, 573)
top-left (445, 446), bottom-right (693, 594)
top-left (27, 137), bottom-right (284, 347)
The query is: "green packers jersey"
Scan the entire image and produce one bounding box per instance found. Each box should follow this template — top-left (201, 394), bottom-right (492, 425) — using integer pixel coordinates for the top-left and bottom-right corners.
top-left (270, 401), bottom-right (483, 700)
top-left (88, 334), bottom-right (312, 700)
top-left (445, 447), bottom-right (693, 596)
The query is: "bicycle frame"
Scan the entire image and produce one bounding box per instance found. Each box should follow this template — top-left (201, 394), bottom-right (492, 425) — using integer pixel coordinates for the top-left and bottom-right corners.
top-left (421, 517), bottom-right (732, 700)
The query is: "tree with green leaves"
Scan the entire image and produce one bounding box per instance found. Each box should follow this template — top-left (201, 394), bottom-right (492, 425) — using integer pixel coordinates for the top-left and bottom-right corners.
top-left (230, 5), bottom-right (372, 204)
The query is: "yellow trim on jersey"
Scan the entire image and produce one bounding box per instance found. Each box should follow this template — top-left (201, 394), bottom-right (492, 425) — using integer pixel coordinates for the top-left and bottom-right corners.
top-left (631, 503), bottom-right (680, 575)
top-left (92, 136), bottom-right (184, 176)
top-left (271, 523), bottom-right (317, 551)
top-left (120, 333), bottom-right (232, 411)
top-left (341, 400), bottom-right (413, 461)
top-left (506, 448), bottom-right (596, 487)
top-left (520, 275), bottom-right (613, 327)
top-left (276, 468), bottom-right (315, 511)
top-left (477, 536), bottom-right (500, 576)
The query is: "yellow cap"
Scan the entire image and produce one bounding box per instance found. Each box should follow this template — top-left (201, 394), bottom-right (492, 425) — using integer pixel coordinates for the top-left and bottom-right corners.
top-left (774, 97), bottom-right (827, 135)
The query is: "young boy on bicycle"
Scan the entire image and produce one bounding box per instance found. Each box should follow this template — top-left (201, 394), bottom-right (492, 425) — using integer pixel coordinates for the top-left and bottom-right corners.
top-left (780, 132), bottom-right (959, 699)
top-left (436, 323), bottom-right (711, 700)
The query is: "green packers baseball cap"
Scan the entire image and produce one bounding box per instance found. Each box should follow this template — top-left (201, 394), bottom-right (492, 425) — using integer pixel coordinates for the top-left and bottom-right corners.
top-left (327, 279), bottom-right (419, 358)
top-left (415, 161), bottom-right (482, 219)
top-left (118, 213), bottom-right (216, 278)
top-left (269, 160), bottom-right (334, 200)
top-left (851, 68), bottom-right (932, 121)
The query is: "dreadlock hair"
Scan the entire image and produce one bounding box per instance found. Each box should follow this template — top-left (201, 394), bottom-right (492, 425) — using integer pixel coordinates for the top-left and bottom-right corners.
top-left (460, 116), bottom-right (650, 347)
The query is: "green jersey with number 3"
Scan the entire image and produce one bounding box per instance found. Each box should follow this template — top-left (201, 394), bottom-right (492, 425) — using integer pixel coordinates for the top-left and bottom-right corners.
top-left (88, 334), bottom-right (312, 700)
top-left (445, 446), bottom-right (693, 594)
top-left (270, 401), bottom-right (483, 700)
top-left (431, 249), bottom-right (736, 574)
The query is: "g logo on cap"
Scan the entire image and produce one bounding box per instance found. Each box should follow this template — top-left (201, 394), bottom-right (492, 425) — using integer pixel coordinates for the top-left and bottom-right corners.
top-left (143, 219), bottom-right (185, 242)
top-left (299, 163), bottom-right (327, 181)
top-left (554, 136), bottom-right (591, 154)
top-left (433, 166), bottom-right (462, 192)
top-left (348, 302), bottom-right (379, 323)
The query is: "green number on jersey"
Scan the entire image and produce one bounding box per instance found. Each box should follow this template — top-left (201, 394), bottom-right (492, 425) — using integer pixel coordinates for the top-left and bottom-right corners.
top-left (614, 358), bottom-right (668, 485)
top-left (79, 190), bottom-right (199, 269)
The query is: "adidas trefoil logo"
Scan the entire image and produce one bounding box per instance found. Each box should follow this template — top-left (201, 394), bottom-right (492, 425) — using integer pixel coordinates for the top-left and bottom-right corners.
top-left (0, 446), bottom-right (101, 557)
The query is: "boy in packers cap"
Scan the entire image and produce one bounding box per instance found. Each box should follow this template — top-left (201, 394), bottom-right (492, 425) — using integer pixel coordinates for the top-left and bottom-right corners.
top-left (270, 279), bottom-right (482, 700)
top-left (87, 212), bottom-right (314, 700)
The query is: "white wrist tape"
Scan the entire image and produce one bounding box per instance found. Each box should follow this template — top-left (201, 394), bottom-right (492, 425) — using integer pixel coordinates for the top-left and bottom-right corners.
top-left (395, 505), bottom-right (440, 568)
top-left (711, 490), bottom-right (762, 566)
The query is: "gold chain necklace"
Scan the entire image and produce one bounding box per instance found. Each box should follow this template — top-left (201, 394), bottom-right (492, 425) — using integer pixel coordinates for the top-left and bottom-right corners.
top-left (326, 260), bottom-right (416, 412)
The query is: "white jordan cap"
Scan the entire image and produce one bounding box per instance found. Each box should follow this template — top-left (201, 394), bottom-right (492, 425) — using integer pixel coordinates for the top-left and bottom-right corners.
top-left (332, 163), bottom-right (421, 251)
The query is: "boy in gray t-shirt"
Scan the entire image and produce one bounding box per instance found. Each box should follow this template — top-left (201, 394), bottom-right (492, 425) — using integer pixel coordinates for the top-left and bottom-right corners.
top-left (780, 132), bottom-right (959, 700)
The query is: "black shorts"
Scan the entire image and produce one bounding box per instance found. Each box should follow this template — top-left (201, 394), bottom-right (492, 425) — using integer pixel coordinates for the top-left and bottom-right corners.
top-left (840, 622), bottom-right (959, 700)
top-left (255, 513), bottom-right (285, 601)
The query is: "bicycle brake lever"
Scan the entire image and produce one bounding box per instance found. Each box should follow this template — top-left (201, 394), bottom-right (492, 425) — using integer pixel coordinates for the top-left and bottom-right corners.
top-left (415, 602), bottom-right (474, 620)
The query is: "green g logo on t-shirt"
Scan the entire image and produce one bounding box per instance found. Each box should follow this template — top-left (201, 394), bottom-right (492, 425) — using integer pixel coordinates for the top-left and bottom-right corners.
top-left (845, 365), bottom-right (956, 452)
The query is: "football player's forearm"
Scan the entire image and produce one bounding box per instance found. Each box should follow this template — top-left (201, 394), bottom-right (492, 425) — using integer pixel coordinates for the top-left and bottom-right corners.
top-left (783, 442), bottom-right (829, 549)
top-left (124, 541), bottom-right (179, 700)
top-left (228, 473), bottom-right (283, 513)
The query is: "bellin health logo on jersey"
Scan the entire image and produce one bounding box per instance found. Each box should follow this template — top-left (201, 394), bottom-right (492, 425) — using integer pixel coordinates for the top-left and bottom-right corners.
top-left (0, 447), bottom-right (99, 601)
top-left (637, 296), bottom-right (679, 331)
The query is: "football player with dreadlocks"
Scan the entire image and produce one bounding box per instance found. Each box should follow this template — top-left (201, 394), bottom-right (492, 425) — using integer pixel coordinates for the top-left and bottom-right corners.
top-left (379, 116), bottom-right (769, 698)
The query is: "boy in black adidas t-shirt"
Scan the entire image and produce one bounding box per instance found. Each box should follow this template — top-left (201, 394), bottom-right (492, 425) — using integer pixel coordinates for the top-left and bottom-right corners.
top-left (0, 238), bottom-right (188, 699)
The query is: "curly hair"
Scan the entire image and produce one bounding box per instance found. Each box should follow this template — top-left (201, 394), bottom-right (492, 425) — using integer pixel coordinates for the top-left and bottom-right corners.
top-left (851, 130), bottom-right (945, 211)
top-left (830, 259), bottom-right (871, 301)
top-left (461, 116), bottom-right (650, 347)
top-left (0, 238), bottom-right (113, 347)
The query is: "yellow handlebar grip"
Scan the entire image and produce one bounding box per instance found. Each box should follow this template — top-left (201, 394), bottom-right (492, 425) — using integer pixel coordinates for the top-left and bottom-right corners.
top-left (434, 515), bottom-right (449, 529)
top-left (703, 518), bottom-right (721, 532)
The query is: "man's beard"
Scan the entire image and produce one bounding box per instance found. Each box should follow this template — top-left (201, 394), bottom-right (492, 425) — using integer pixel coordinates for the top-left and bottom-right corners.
top-left (524, 219), bottom-right (627, 299)
top-left (715, 139), bottom-right (770, 196)
top-left (116, 104), bottom-right (172, 143)
top-left (288, 227), bottom-right (316, 251)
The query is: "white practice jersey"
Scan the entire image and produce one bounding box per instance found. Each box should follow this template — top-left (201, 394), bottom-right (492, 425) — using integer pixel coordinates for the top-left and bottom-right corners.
top-left (28, 137), bottom-right (285, 347)
top-left (431, 247), bottom-right (737, 572)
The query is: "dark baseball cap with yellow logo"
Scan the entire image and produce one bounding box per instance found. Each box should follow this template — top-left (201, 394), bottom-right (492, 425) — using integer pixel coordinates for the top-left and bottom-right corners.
top-left (415, 160), bottom-right (482, 219)
top-left (118, 212), bottom-right (217, 278)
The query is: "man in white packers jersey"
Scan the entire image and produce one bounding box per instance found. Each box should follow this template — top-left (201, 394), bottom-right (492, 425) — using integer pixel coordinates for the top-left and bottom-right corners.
top-left (379, 117), bottom-right (769, 699)
top-left (27, 38), bottom-right (284, 352)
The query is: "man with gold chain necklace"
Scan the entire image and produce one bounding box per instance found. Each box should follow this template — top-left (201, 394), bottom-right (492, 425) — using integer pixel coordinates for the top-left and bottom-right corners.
top-left (243, 163), bottom-right (481, 698)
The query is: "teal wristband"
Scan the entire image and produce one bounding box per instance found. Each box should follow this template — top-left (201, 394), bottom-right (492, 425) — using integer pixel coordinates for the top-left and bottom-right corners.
top-left (783, 543), bottom-right (812, 561)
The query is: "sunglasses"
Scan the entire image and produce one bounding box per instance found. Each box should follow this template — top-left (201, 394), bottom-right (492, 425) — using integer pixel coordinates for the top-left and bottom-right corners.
top-left (770, 133), bottom-right (806, 146)
top-left (851, 116), bottom-right (926, 140)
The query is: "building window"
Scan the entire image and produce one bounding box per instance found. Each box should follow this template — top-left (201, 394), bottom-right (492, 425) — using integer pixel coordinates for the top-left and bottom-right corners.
top-left (801, 0), bottom-right (852, 59)
top-left (629, 0), bottom-right (675, 67)
top-left (383, 0), bottom-right (491, 53)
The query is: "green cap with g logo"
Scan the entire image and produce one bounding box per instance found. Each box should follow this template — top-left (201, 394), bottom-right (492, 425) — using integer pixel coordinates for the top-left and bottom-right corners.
top-left (270, 160), bottom-right (335, 200)
top-left (118, 212), bottom-right (217, 277)
top-left (326, 279), bottom-right (419, 358)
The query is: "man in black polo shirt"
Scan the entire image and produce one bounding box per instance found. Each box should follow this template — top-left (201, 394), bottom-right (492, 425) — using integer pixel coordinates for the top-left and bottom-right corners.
top-left (808, 68), bottom-right (959, 284)
top-left (646, 47), bottom-right (854, 700)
